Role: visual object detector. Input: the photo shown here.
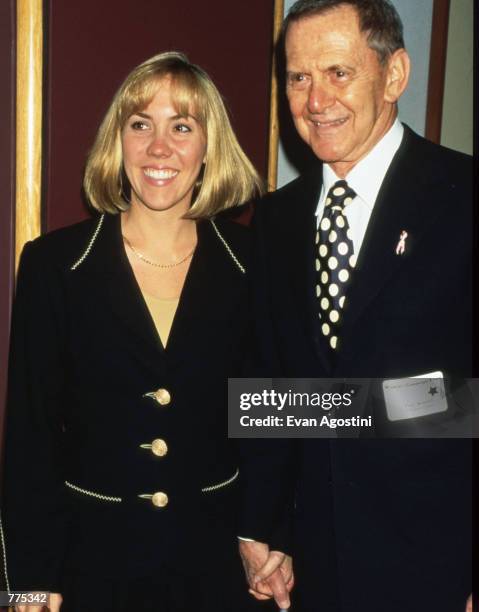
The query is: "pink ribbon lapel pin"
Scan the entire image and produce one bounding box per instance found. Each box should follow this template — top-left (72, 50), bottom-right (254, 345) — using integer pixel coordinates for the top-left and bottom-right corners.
top-left (395, 230), bottom-right (408, 255)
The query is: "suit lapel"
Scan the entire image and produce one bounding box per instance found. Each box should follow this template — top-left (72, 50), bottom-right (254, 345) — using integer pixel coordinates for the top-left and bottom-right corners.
top-left (164, 220), bottom-right (213, 364)
top-left (98, 214), bottom-right (165, 361)
top-left (161, 219), bottom-right (246, 366)
top-left (338, 127), bottom-right (452, 342)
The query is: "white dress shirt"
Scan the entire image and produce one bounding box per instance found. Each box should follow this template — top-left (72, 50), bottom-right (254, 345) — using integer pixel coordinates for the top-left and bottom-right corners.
top-left (315, 119), bottom-right (404, 258)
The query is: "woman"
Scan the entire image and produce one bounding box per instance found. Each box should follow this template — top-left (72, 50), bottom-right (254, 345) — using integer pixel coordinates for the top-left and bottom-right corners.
top-left (1, 51), bottom-right (275, 611)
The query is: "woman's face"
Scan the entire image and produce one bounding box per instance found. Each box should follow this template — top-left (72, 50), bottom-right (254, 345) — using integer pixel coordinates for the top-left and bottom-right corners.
top-left (121, 78), bottom-right (206, 214)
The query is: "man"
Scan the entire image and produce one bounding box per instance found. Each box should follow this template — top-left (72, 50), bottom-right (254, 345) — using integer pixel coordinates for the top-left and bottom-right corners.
top-left (239, 1), bottom-right (472, 611)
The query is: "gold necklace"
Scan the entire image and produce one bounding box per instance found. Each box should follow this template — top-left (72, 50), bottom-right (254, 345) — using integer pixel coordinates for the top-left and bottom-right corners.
top-left (123, 235), bottom-right (195, 268)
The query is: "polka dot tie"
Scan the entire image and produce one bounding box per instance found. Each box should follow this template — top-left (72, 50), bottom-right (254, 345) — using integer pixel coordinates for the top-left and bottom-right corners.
top-left (315, 180), bottom-right (357, 350)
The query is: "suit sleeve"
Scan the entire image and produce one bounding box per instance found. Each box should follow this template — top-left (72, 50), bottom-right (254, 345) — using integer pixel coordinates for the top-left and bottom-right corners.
top-left (1, 241), bottom-right (69, 592)
top-left (237, 202), bottom-right (298, 554)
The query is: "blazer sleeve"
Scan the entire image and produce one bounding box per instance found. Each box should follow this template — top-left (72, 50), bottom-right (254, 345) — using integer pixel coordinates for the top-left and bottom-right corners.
top-left (237, 202), bottom-right (298, 553)
top-left (1, 240), bottom-right (69, 592)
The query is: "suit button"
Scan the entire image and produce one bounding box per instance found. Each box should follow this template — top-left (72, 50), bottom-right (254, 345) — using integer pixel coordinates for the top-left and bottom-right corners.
top-left (151, 439), bottom-right (168, 457)
top-left (152, 491), bottom-right (169, 508)
top-left (154, 388), bottom-right (171, 405)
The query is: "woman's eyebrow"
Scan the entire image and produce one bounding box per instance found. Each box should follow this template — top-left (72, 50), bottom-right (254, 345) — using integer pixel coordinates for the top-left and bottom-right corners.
top-left (131, 111), bottom-right (194, 121)
top-left (132, 111), bottom-right (152, 119)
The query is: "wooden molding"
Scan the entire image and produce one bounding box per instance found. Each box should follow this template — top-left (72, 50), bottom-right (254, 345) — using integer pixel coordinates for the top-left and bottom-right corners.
top-left (15, 0), bottom-right (43, 271)
top-left (425, 0), bottom-right (450, 143)
top-left (267, 0), bottom-right (284, 192)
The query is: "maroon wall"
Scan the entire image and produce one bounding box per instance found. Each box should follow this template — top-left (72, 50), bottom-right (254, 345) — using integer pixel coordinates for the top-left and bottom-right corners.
top-left (0, 0), bottom-right (16, 440)
top-left (45, 0), bottom-right (275, 231)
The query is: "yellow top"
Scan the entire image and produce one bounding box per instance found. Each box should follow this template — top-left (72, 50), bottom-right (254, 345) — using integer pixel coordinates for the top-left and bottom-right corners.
top-left (143, 293), bottom-right (179, 348)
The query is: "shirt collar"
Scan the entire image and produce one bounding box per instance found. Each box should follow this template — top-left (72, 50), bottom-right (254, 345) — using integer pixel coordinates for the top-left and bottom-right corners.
top-left (321, 119), bottom-right (404, 210)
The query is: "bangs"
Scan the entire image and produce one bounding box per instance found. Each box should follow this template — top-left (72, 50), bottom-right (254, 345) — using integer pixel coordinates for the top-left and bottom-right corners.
top-left (117, 69), bottom-right (207, 129)
top-left (169, 72), bottom-right (208, 127)
top-left (117, 75), bottom-right (159, 127)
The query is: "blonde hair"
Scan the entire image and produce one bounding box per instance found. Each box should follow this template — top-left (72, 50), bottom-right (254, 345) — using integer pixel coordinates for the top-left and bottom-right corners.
top-left (84, 51), bottom-right (263, 218)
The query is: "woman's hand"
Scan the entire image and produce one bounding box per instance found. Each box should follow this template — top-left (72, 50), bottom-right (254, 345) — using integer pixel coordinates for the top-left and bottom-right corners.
top-left (15, 592), bottom-right (62, 612)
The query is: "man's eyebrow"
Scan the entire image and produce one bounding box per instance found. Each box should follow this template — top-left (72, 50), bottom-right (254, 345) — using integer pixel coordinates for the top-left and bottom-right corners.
top-left (327, 64), bottom-right (356, 72)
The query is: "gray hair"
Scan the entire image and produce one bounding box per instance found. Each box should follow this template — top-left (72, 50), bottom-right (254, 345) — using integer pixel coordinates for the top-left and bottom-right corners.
top-left (284, 0), bottom-right (405, 64)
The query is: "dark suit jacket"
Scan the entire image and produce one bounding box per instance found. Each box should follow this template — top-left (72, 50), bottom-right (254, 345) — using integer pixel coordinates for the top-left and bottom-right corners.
top-left (240, 126), bottom-right (472, 612)
top-left (2, 213), bottom-right (250, 592)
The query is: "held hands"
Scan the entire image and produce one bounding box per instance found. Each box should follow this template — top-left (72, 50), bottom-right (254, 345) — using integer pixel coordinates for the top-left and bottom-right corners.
top-left (239, 540), bottom-right (293, 609)
top-left (16, 592), bottom-right (62, 612)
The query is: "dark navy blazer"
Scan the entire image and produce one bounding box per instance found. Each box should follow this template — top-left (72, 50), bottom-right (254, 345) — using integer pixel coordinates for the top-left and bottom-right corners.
top-left (2, 213), bottom-right (250, 592)
top-left (240, 126), bottom-right (473, 612)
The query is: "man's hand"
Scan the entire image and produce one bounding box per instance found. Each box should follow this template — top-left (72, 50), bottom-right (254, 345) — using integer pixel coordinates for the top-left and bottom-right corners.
top-left (16, 592), bottom-right (62, 612)
top-left (466, 594), bottom-right (472, 612)
top-left (239, 540), bottom-right (293, 609)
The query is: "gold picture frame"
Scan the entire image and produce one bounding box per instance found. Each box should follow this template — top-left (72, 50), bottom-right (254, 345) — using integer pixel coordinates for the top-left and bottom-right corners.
top-left (267, 0), bottom-right (284, 192)
top-left (15, 0), bottom-right (43, 272)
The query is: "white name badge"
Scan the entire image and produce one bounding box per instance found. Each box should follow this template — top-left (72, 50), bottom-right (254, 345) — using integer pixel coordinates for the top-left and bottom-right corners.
top-left (383, 371), bottom-right (447, 422)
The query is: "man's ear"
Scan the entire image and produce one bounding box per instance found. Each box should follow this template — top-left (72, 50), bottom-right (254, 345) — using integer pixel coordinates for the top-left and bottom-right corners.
top-left (384, 49), bottom-right (410, 103)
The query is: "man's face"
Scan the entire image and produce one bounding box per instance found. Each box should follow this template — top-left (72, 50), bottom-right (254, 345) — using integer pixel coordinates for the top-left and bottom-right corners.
top-left (285, 5), bottom-right (397, 176)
